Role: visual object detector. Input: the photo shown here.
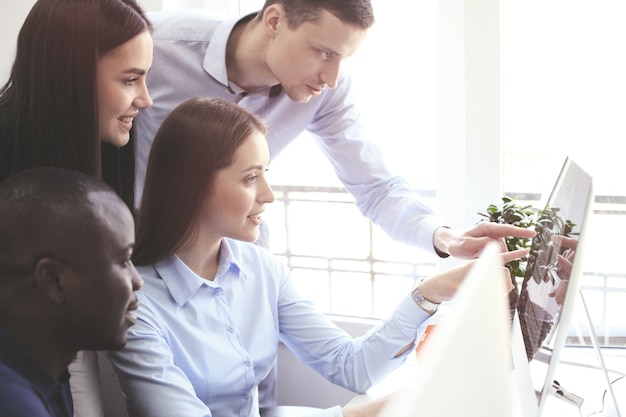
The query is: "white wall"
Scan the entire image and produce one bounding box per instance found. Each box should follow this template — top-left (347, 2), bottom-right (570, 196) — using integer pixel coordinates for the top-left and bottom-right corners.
top-left (0, 0), bottom-right (37, 82)
top-left (0, 0), bottom-right (168, 84)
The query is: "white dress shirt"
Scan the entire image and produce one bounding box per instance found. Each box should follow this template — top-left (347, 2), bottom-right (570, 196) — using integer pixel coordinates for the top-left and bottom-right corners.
top-left (134, 9), bottom-right (450, 252)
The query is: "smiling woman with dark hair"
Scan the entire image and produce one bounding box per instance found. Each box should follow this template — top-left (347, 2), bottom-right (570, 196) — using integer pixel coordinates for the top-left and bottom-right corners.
top-left (0, 0), bottom-right (153, 210)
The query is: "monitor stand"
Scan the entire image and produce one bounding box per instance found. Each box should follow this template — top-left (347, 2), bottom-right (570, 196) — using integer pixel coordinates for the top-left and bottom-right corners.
top-left (512, 290), bottom-right (623, 417)
top-left (578, 289), bottom-right (622, 417)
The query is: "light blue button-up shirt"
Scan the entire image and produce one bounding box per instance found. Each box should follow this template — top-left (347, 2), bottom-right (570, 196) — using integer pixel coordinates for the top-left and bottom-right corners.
top-left (109, 239), bottom-right (430, 417)
top-left (134, 9), bottom-right (449, 252)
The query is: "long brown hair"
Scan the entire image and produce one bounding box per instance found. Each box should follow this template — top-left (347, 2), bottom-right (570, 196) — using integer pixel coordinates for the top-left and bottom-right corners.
top-left (133, 97), bottom-right (267, 266)
top-left (0, 0), bottom-right (152, 209)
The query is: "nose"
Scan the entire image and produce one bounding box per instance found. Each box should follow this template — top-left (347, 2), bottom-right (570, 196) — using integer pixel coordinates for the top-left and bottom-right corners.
top-left (320, 61), bottom-right (341, 89)
top-left (134, 80), bottom-right (153, 109)
top-left (130, 262), bottom-right (144, 291)
top-left (259, 176), bottom-right (275, 204)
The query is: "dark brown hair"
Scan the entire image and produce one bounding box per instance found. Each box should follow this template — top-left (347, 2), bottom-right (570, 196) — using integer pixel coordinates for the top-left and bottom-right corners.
top-left (257, 0), bottom-right (375, 30)
top-left (0, 0), bottom-right (152, 209)
top-left (133, 97), bottom-right (267, 266)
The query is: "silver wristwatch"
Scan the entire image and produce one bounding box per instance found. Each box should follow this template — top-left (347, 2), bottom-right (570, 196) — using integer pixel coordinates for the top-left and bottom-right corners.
top-left (411, 281), bottom-right (439, 315)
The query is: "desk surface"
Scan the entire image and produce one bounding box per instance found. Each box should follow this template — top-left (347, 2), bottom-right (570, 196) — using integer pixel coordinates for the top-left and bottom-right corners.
top-left (347, 347), bottom-right (626, 417)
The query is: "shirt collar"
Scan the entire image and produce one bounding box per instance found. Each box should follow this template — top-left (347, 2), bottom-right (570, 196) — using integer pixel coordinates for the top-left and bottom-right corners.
top-left (203, 12), bottom-right (283, 98)
top-left (154, 239), bottom-right (246, 306)
top-left (203, 13), bottom-right (254, 88)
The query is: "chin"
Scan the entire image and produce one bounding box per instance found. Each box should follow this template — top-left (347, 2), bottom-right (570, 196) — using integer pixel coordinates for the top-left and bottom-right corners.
top-left (292, 95), bottom-right (312, 104)
top-left (284, 89), bottom-right (312, 103)
top-left (238, 231), bottom-right (260, 243)
top-left (244, 234), bottom-right (260, 243)
top-left (106, 335), bottom-right (128, 351)
top-left (102, 133), bottom-right (131, 148)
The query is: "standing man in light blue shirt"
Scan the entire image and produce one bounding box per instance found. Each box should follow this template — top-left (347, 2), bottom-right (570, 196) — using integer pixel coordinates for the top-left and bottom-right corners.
top-left (135, 0), bottom-right (532, 259)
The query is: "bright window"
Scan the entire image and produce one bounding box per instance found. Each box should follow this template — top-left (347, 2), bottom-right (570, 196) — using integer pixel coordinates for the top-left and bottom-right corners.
top-left (502, 0), bottom-right (626, 346)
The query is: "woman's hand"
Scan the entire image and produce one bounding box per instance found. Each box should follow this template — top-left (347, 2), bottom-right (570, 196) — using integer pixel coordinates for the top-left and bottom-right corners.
top-left (418, 248), bottom-right (530, 304)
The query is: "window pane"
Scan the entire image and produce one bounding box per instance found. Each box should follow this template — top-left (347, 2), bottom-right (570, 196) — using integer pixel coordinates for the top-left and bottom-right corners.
top-left (502, 1), bottom-right (626, 346)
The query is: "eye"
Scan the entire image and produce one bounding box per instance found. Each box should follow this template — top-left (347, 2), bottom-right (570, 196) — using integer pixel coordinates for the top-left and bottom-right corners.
top-left (122, 252), bottom-right (133, 266)
top-left (318, 49), bottom-right (333, 60)
top-left (124, 77), bottom-right (138, 86)
top-left (244, 175), bottom-right (259, 184)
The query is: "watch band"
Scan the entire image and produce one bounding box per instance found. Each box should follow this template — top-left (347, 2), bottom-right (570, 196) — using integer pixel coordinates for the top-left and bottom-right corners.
top-left (411, 280), bottom-right (439, 315)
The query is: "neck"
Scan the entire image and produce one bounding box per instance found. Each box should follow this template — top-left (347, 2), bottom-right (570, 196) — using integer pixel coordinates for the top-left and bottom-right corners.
top-left (226, 18), bottom-right (278, 91)
top-left (176, 236), bottom-right (222, 281)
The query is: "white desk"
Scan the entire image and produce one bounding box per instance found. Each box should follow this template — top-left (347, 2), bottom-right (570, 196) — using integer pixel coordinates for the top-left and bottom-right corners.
top-left (346, 347), bottom-right (626, 417)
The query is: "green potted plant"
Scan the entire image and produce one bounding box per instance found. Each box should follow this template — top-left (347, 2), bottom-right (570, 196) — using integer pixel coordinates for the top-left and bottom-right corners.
top-left (478, 196), bottom-right (577, 323)
top-left (478, 196), bottom-right (536, 317)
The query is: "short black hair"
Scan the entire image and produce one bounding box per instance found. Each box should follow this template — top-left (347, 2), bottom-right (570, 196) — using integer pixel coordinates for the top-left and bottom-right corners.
top-left (0, 167), bottom-right (118, 278)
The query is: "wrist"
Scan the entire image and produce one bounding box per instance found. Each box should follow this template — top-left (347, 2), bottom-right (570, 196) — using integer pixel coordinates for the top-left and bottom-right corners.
top-left (411, 280), bottom-right (440, 315)
top-left (433, 226), bottom-right (452, 258)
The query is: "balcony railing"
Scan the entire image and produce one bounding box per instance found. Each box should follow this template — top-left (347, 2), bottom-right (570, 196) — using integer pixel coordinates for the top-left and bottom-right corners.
top-left (264, 185), bottom-right (626, 347)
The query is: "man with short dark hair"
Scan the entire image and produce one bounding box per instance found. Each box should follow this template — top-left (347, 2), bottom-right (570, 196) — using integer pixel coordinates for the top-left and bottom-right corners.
top-left (0, 167), bottom-right (143, 417)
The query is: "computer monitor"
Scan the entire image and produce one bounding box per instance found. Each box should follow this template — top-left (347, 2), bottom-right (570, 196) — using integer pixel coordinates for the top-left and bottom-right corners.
top-left (511, 157), bottom-right (594, 417)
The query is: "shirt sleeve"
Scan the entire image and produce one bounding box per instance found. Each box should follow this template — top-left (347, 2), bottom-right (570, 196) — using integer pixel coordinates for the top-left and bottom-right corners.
top-left (275, 258), bottom-right (430, 394)
top-left (307, 69), bottom-right (450, 253)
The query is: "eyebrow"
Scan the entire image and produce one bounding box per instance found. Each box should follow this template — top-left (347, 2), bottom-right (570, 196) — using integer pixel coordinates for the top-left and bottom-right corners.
top-left (120, 242), bottom-right (135, 253)
top-left (122, 68), bottom-right (147, 76)
top-left (240, 165), bottom-right (264, 173)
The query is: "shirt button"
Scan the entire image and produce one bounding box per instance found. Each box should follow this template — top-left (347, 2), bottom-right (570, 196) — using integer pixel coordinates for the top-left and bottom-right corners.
top-left (243, 393), bottom-right (250, 400)
top-left (244, 360), bottom-right (252, 366)
top-left (213, 288), bottom-right (222, 296)
top-left (227, 326), bottom-right (234, 333)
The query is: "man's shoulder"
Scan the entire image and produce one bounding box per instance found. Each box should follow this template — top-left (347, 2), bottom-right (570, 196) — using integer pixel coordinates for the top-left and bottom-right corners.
top-left (147, 9), bottom-right (228, 41)
top-left (0, 365), bottom-right (51, 416)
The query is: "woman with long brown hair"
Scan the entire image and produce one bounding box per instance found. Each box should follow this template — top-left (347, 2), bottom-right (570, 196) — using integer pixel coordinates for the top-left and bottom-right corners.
top-left (0, 0), bottom-right (153, 210)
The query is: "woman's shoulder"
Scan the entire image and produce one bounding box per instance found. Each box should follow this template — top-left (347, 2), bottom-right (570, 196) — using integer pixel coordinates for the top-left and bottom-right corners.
top-left (223, 238), bottom-right (288, 273)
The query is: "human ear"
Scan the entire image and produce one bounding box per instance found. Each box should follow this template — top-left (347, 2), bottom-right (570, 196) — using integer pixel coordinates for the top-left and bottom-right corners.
top-left (33, 258), bottom-right (70, 304)
top-left (263, 4), bottom-right (284, 37)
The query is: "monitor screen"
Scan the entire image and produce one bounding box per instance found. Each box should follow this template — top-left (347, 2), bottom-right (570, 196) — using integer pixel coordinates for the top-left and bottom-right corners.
top-left (512, 157), bottom-right (594, 417)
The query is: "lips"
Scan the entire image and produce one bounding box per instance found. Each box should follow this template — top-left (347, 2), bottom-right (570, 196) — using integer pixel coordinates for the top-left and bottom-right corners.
top-left (118, 111), bottom-right (139, 124)
top-left (248, 212), bottom-right (263, 225)
top-left (308, 84), bottom-right (326, 94)
top-left (125, 300), bottom-right (139, 325)
top-left (127, 299), bottom-right (139, 312)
